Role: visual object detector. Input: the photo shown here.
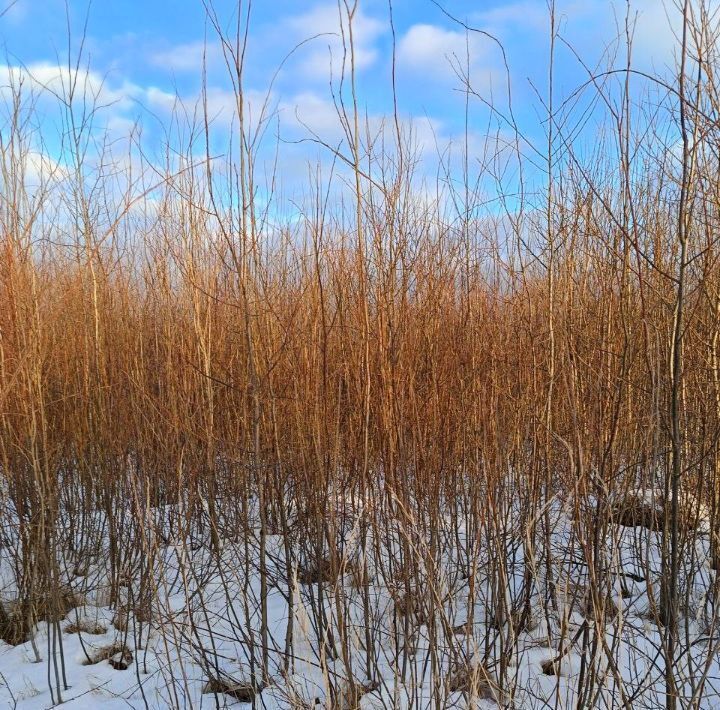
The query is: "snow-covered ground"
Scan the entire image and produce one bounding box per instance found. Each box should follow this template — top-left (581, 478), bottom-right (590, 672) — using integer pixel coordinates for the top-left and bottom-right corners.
top-left (1, 489), bottom-right (720, 708)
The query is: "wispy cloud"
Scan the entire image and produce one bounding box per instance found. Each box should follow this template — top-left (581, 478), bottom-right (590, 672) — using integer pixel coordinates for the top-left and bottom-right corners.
top-left (149, 40), bottom-right (220, 74)
top-left (0, 62), bottom-right (141, 110)
top-left (1, 0), bottom-right (29, 25)
top-left (280, 3), bottom-right (385, 79)
top-left (396, 21), bottom-right (503, 94)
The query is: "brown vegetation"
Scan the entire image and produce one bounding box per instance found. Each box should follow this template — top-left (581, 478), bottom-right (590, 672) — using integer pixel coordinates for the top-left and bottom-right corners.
top-left (1, 0), bottom-right (720, 707)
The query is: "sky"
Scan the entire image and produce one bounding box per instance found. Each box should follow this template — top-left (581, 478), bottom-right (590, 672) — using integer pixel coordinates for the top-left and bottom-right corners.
top-left (0, 0), bottom-right (700, 210)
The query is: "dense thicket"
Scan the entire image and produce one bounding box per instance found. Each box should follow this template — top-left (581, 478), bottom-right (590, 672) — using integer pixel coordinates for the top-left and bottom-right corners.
top-left (2, 2), bottom-right (720, 707)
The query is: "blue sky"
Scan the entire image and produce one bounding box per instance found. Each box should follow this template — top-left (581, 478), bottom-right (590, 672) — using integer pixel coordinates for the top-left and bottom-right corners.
top-left (0, 0), bottom-right (694, 206)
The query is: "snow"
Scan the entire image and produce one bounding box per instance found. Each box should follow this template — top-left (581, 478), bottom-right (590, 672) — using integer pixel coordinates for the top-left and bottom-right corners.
top-left (1, 490), bottom-right (720, 708)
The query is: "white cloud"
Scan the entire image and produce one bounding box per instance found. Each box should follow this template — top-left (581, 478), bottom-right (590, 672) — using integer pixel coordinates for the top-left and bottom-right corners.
top-left (1, 0), bottom-right (28, 25)
top-left (475, 0), bottom-right (549, 33)
top-left (105, 114), bottom-right (138, 139)
top-left (0, 60), bottom-right (191, 126)
top-left (282, 3), bottom-right (385, 78)
top-left (22, 149), bottom-right (68, 188)
top-left (143, 85), bottom-right (179, 114)
top-left (536, 0), bottom-right (709, 73)
top-left (279, 91), bottom-right (342, 141)
top-left (0, 62), bottom-right (142, 112)
top-left (523, 0), bottom-right (701, 71)
top-left (277, 87), bottom-right (483, 173)
top-left (150, 40), bottom-right (219, 73)
top-left (398, 24), bottom-right (465, 75)
top-left (395, 0), bottom-right (706, 93)
top-left (200, 86), bottom-right (274, 136)
top-left (397, 23), bottom-right (495, 85)
top-left (627, 0), bottom-right (683, 69)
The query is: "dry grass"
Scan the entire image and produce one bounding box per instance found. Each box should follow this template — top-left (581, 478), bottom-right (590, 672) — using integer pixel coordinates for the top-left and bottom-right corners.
top-left (81, 642), bottom-right (133, 670)
top-left (0, 1), bottom-right (720, 708)
top-left (202, 677), bottom-right (258, 703)
top-left (63, 619), bottom-right (107, 635)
